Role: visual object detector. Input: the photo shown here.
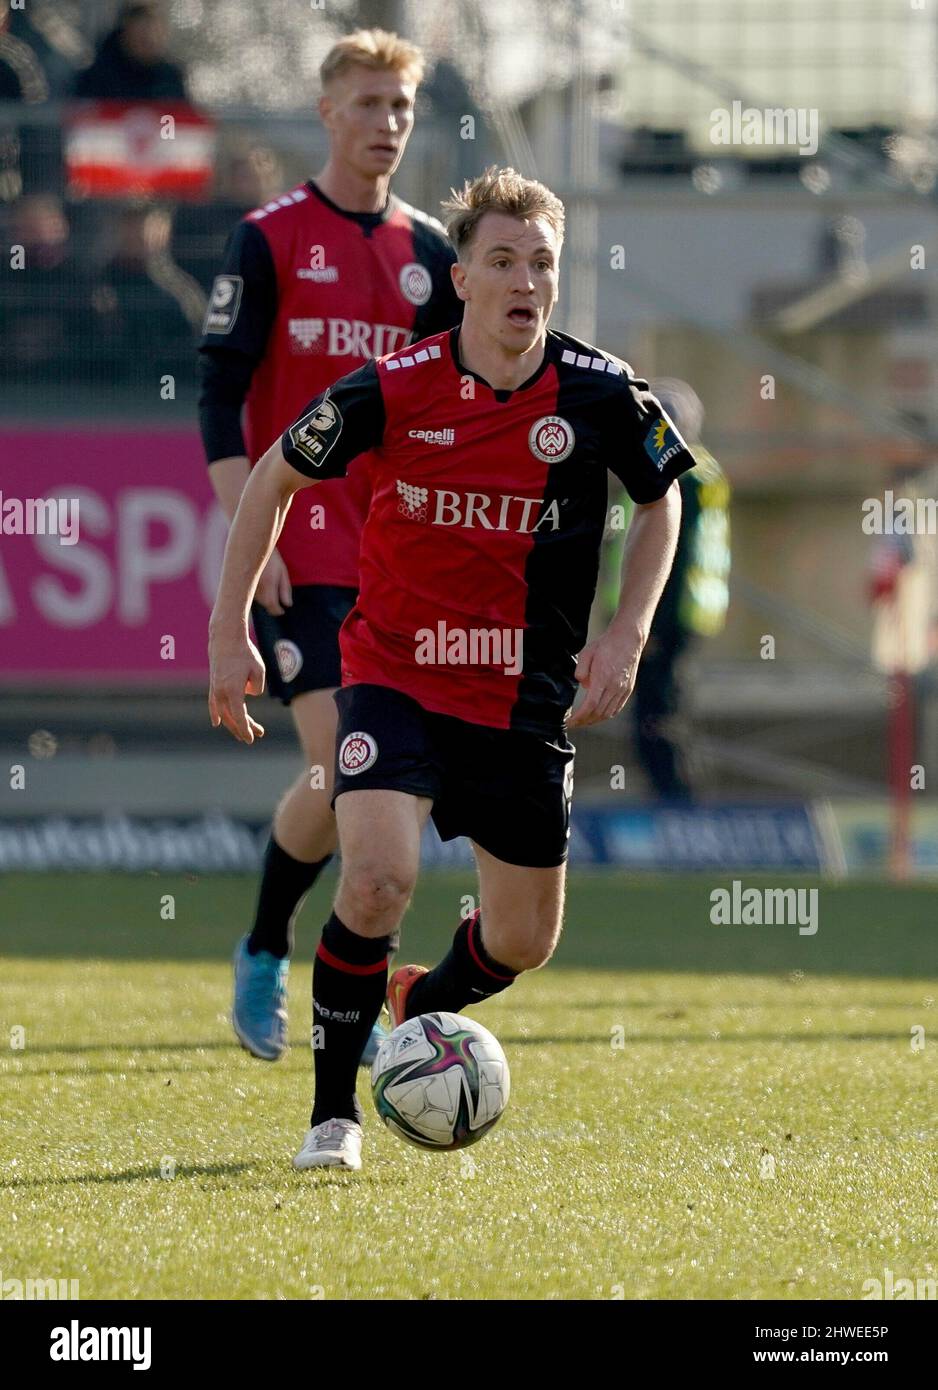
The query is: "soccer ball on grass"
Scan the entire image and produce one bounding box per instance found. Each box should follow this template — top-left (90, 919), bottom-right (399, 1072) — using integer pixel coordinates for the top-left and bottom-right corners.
top-left (371, 1011), bottom-right (510, 1150)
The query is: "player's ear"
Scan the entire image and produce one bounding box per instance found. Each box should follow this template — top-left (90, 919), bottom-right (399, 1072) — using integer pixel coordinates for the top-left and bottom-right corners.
top-left (451, 259), bottom-right (469, 302)
top-left (318, 93), bottom-right (333, 129)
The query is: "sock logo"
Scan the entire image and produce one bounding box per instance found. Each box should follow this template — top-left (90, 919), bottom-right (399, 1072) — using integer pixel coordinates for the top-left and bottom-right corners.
top-left (339, 731), bottom-right (378, 775)
top-left (313, 1000), bottom-right (360, 1022)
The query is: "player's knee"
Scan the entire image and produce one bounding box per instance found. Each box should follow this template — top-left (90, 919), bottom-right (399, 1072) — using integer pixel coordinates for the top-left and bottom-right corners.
top-left (489, 925), bottom-right (559, 974)
top-left (341, 862), bottom-right (416, 922)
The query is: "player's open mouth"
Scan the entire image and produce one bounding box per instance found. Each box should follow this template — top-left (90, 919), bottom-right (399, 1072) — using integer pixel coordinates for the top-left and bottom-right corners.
top-left (370, 143), bottom-right (397, 156)
top-left (507, 307), bottom-right (535, 326)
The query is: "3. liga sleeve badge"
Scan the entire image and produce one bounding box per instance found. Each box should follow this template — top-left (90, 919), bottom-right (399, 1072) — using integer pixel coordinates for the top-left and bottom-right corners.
top-left (529, 415), bottom-right (575, 464)
top-left (203, 274), bottom-right (244, 334)
top-left (288, 395), bottom-right (343, 468)
top-left (339, 731), bottom-right (378, 775)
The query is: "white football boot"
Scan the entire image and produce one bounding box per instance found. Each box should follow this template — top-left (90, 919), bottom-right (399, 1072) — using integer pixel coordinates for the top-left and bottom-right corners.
top-left (293, 1118), bottom-right (363, 1171)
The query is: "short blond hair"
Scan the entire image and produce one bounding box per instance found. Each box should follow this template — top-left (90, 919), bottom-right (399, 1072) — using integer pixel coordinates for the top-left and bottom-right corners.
top-left (320, 28), bottom-right (425, 88)
top-left (442, 166), bottom-right (565, 257)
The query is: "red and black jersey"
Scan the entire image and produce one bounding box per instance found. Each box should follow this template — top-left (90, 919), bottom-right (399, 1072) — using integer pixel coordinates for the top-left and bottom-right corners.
top-left (198, 180), bottom-right (461, 586)
top-left (281, 327), bottom-right (697, 737)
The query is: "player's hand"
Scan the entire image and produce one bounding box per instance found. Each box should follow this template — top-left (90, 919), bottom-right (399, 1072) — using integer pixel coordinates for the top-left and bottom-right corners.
top-left (207, 628), bottom-right (267, 744)
top-left (567, 629), bottom-right (643, 728)
top-left (254, 549), bottom-right (293, 616)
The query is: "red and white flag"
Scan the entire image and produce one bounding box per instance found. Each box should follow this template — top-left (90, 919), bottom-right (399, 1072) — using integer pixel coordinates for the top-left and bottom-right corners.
top-left (65, 101), bottom-right (216, 200)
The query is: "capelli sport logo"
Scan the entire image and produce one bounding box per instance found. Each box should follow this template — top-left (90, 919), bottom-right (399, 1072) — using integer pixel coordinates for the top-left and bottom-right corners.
top-left (645, 416), bottom-right (686, 472)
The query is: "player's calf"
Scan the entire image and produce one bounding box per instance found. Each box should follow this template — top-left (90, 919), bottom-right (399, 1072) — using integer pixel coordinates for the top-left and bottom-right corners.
top-left (398, 909), bottom-right (519, 1020)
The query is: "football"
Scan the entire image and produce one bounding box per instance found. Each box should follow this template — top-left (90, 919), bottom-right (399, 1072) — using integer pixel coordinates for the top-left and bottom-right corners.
top-left (371, 1011), bottom-right (510, 1150)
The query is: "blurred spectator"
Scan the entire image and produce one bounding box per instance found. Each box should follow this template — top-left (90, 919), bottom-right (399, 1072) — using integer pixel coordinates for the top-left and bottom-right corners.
top-left (173, 140), bottom-right (284, 292)
top-left (73, 2), bottom-right (187, 102)
top-left (94, 204), bottom-right (205, 384)
top-left (0, 193), bottom-right (94, 383)
top-left (1, 3), bottom-right (89, 100)
top-left (0, 11), bottom-right (50, 103)
top-left (600, 380), bottom-right (731, 800)
top-left (632, 380), bottom-right (730, 799)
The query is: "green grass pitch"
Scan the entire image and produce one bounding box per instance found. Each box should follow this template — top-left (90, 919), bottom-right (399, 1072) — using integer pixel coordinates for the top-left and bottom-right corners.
top-left (1, 871), bottom-right (934, 1300)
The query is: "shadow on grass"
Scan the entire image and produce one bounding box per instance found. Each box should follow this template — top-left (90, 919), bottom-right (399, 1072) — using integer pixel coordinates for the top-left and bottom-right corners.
top-left (0, 1162), bottom-right (254, 1189)
top-left (0, 1162), bottom-right (410, 1192)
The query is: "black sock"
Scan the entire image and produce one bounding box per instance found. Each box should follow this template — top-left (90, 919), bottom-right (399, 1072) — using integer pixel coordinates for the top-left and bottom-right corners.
top-left (405, 910), bottom-right (517, 1018)
top-left (310, 913), bottom-right (392, 1127)
top-left (247, 837), bottom-right (330, 959)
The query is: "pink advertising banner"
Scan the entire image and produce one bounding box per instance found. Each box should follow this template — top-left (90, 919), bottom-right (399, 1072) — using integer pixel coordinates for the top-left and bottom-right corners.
top-left (1, 427), bottom-right (225, 682)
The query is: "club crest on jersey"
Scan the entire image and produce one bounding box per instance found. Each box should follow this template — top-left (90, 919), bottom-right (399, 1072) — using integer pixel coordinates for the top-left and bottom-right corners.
top-left (399, 261), bottom-right (432, 306)
top-left (273, 640), bottom-right (303, 683)
top-left (288, 396), bottom-right (343, 468)
top-left (644, 416), bottom-right (686, 472)
top-left (529, 415), bottom-right (575, 464)
top-left (339, 731), bottom-right (378, 775)
top-left (203, 274), bottom-right (244, 334)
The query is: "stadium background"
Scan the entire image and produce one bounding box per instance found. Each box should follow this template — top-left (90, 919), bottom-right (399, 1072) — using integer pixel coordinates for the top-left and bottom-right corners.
top-left (2, 0), bottom-right (937, 1310)
top-left (2, 0), bottom-right (938, 877)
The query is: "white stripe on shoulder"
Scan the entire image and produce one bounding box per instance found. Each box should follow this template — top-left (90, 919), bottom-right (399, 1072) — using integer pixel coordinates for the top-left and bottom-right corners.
top-left (559, 344), bottom-right (633, 376)
top-left (381, 342), bottom-right (443, 372)
top-left (248, 187), bottom-right (308, 221)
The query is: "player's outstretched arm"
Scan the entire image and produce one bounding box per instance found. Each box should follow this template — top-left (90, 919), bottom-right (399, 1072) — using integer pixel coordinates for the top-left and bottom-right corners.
top-left (569, 481), bottom-right (682, 729)
top-left (208, 443), bottom-right (315, 744)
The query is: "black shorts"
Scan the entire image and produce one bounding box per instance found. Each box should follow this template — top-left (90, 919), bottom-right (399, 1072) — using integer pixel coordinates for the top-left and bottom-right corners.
top-left (332, 683), bottom-right (574, 869)
top-left (251, 584), bottom-right (356, 705)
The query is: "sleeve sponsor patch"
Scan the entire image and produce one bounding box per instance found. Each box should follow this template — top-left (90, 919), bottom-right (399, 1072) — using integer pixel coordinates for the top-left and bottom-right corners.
top-left (286, 395), bottom-right (343, 469)
top-left (643, 414), bottom-right (688, 472)
top-left (203, 274), bottom-right (244, 334)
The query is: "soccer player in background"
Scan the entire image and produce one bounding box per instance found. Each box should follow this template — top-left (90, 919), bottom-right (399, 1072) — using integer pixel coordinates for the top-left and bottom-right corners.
top-left (208, 168), bottom-right (693, 1170)
top-left (199, 29), bottom-right (462, 1063)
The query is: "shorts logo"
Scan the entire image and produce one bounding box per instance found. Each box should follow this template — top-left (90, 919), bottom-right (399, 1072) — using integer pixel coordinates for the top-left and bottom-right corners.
top-left (273, 639), bottom-right (303, 683)
top-left (399, 262), bottom-right (432, 306)
top-left (529, 415), bottom-right (575, 464)
top-left (396, 479), bottom-right (429, 522)
top-left (203, 275), bottom-right (244, 334)
top-left (339, 731), bottom-right (378, 775)
top-left (288, 395), bottom-right (343, 468)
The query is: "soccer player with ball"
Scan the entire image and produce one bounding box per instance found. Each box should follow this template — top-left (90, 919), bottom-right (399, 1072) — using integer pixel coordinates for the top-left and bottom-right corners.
top-left (208, 166), bottom-right (693, 1170)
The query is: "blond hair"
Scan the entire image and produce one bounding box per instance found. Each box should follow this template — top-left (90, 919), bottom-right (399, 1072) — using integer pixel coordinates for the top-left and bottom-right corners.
top-left (442, 166), bottom-right (565, 257)
top-left (320, 28), bottom-right (425, 88)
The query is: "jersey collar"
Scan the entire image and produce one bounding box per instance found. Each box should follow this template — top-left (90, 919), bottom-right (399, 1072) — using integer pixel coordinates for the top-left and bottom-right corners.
top-left (448, 326), bottom-right (553, 403)
top-left (306, 179), bottom-right (394, 229)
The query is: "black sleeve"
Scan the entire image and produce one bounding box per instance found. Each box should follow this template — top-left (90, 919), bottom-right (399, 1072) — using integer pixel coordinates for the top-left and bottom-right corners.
top-left (409, 219), bottom-right (462, 340)
top-left (197, 220), bottom-right (277, 464)
top-left (281, 359), bottom-right (386, 480)
top-left (604, 370), bottom-right (698, 504)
